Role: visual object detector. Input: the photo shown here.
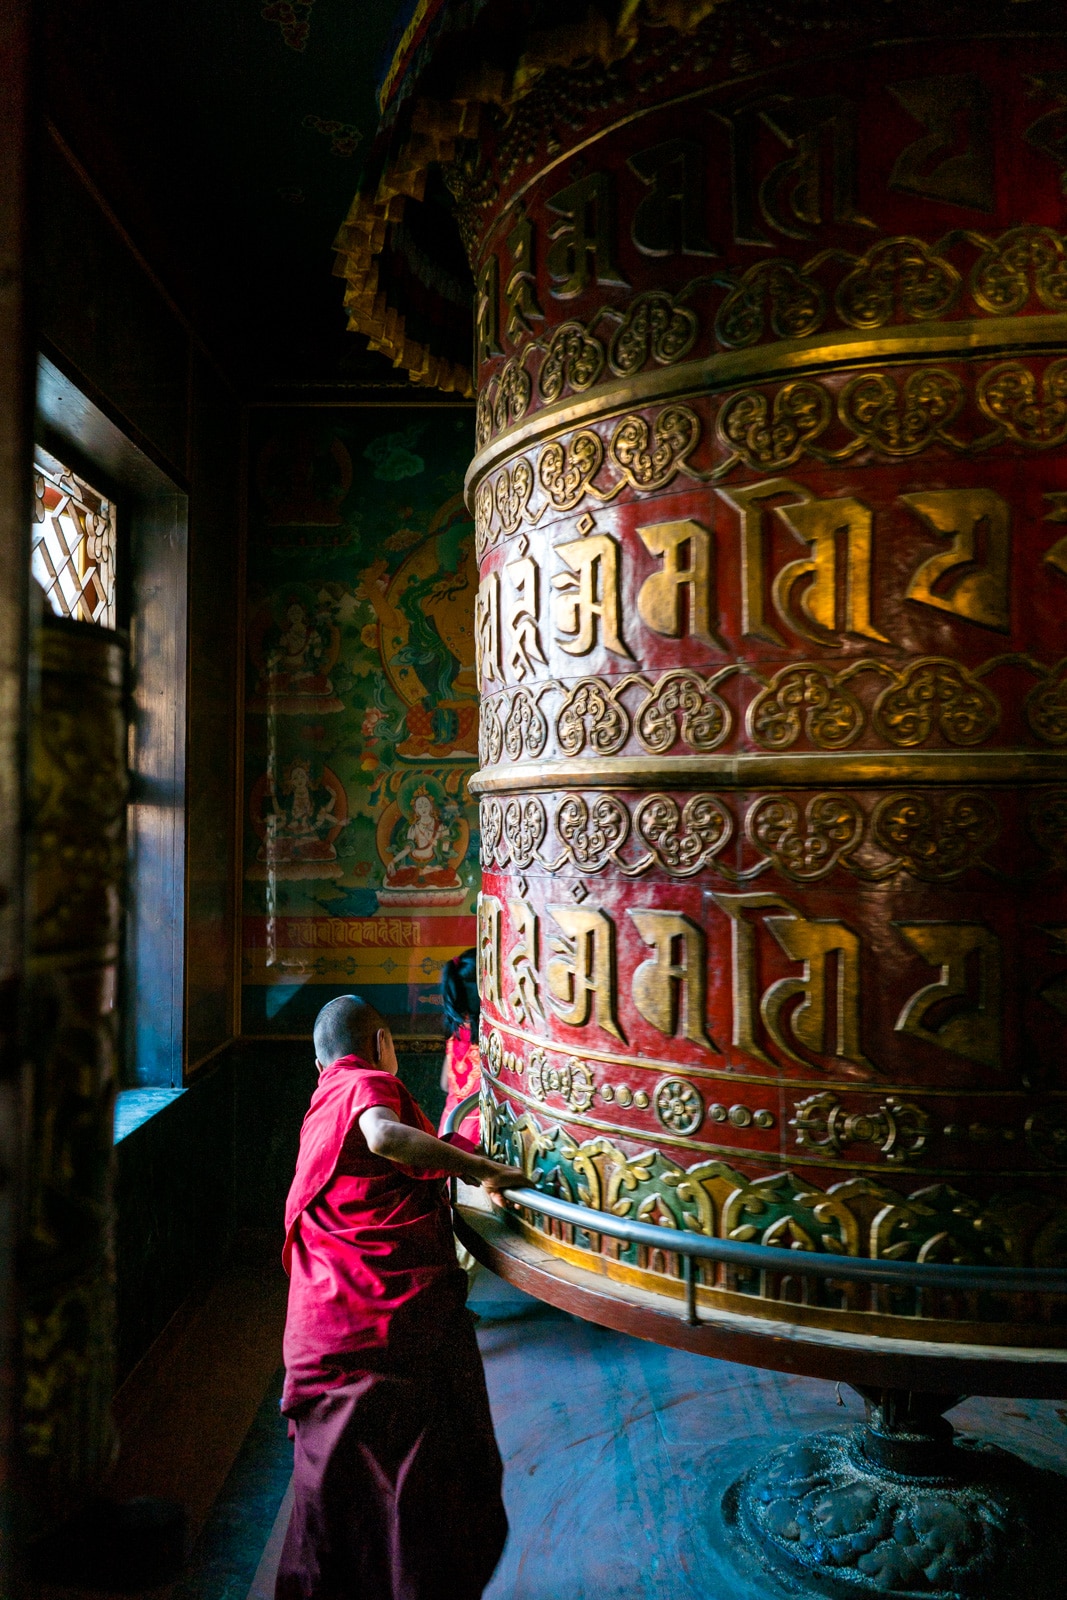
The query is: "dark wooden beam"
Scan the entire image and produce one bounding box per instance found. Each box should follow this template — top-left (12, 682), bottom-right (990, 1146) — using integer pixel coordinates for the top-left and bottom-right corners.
top-left (0, 0), bottom-right (35, 1583)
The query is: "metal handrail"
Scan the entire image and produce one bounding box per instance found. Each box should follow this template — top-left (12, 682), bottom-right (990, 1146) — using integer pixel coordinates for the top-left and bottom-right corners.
top-left (444, 1091), bottom-right (1067, 1322)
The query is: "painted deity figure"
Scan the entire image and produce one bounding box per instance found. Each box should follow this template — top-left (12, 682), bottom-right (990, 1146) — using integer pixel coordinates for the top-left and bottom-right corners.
top-left (375, 783), bottom-right (470, 908)
top-left (273, 601), bottom-right (321, 679)
top-left (248, 595), bottom-right (344, 715)
top-left (387, 793), bottom-right (453, 883)
top-left (252, 760), bottom-right (349, 879)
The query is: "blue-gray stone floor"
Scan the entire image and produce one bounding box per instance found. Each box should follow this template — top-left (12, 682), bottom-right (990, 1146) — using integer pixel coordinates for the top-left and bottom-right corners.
top-left (171, 1271), bottom-right (1067, 1600)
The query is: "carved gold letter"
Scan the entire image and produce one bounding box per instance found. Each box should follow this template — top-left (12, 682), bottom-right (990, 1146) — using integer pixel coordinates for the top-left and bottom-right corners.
top-left (774, 494), bottom-right (888, 644)
top-left (546, 905), bottom-right (623, 1039)
top-left (716, 477), bottom-right (809, 646)
top-left (546, 173), bottom-right (628, 299)
top-left (1024, 75), bottom-right (1067, 195)
top-left (712, 892), bottom-right (871, 1073)
top-left (507, 899), bottom-right (545, 1027)
top-left (636, 518), bottom-right (725, 650)
top-left (475, 255), bottom-right (502, 366)
top-left (888, 76), bottom-right (994, 212)
top-left (1038, 926), bottom-right (1067, 1016)
top-left (903, 487), bottom-right (1011, 632)
top-left (627, 138), bottom-right (717, 257)
top-left (552, 532), bottom-right (633, 658)
top-left (629, 909), bottom-right (717, 1051)
top-left (761, 909), bottom-right (873, 1073)
top-left (477, 893), bottom-right (503, 1009)
top-left (759, 96), bottom-right (870, 237)
top-left (710, 892), bottom-right (789, 1068)
top-left (475, 571), bottom-right (501, 688)
top-left (503, 215), bottom-right (543, 342)
top-left (1043, 491), bottom-right (1067, 580)
top-left (504, 553), bottom-right (547, 682)
top-left (718, 97), bottom-right (871, 247)
top-left (895, 922), bottom-right (1002, 1069)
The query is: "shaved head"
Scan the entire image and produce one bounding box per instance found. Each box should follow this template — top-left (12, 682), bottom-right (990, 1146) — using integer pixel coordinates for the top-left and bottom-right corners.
top-left (313, 994), bottom-right (385, 1068)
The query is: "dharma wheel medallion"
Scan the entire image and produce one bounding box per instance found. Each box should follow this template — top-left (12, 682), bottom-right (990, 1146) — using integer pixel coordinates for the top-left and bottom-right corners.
top-left (343, 2), bottom-right (1067, 1594)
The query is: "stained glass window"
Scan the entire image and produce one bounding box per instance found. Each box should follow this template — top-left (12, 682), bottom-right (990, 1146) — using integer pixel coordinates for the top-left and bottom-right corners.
top-left (32, 446), bottom-right (117, 629)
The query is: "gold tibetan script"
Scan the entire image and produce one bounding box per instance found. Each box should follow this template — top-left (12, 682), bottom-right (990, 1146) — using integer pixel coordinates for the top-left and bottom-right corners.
top-left (507, 899), bottom-right (545, 1027)
top-left (504, 552), bottom-right (547, 681)
top-left (636, 518), bottom-right (725, 651)
top-left (477, 893), bottom-right (502, 1008)
top-left (761, 907), bottom-right (872, 1073)
top-left (504, 215), bottom-right (543, 341)
top-left (476, 256), bottom-right (502, 366)
top-left (711, 892), bottom-right (871, 1073)
top-left (773, 495), bottom-right (888, 645)
top-left (546, 172), bottom-right (628, 299)
top-left (895, 922), bottom-right (1002, 1069)
top-left (1044, 492), bottom-right (1067, 580)
top-left (717, 95), bottom-right (871, 248)
top-left (715, 477), bottom-right (800, 646)
top-left (627, 138), bottom-right (718, 258)
top-left (629, 909), bottom-right (717, 1051)
top-left (546, 905), bottom-right (623, 1039)
top-left (717, 477), bottom-right (885, 646)
top-left (888, 75), bottom-right (994, 212)
top-left (476, 573), bottom-right (501, 687)
top-left (903, 488), bottom-right (1011, 632)
top-left (552, 531), bottom-right (633, 658)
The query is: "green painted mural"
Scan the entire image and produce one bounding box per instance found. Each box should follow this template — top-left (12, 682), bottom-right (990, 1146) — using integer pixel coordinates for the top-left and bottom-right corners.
top-left (242, 405), bottom-right (478, 1033)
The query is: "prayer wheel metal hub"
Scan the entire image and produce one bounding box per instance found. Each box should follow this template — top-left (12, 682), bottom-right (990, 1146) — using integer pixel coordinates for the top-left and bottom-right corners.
top-left (350, 2), bottom-right (1067, 1594)
top-left (724, 1386), bottom-right (1067, 1600)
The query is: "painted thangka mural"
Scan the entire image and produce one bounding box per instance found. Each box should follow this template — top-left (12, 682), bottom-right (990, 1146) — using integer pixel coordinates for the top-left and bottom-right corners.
top-left (242, 406), bottom-right (478, 1031)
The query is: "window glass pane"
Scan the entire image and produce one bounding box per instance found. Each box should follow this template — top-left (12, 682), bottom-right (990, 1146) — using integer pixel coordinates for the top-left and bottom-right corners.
top-left (32, 446), bottom-right (117, 628)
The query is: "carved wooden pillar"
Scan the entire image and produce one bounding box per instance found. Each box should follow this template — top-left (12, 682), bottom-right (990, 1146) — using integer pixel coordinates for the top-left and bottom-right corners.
top-left (451, 11), bottom-right (1067, 1351)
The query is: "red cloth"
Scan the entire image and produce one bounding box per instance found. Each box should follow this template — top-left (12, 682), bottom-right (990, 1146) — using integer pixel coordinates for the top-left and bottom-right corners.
top-left (281, 1055), bottom-right (473, 1414)
top-left (275, 1305), bottom-right (507, 1600)
top-left (437, 1025), bottom-right (481, 1145)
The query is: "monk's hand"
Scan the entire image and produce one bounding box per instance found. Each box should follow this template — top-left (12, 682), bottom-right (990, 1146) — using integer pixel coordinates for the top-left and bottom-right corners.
top-left (478, 1162), bottom-right (525, 1207)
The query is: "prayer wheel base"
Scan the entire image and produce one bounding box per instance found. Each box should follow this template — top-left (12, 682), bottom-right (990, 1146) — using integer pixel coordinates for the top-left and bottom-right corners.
top-left (724, 1392), bottom-right (1067, 1600)
top-left (454, 1194), bottom-right (1067, 1397)
top-left (458, 1194), bottom-right (1067, 1593)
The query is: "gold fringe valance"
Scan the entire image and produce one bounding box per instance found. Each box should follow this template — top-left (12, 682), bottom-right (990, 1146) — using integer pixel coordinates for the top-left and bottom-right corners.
top-left (333, 0), bottom-right (733, 395)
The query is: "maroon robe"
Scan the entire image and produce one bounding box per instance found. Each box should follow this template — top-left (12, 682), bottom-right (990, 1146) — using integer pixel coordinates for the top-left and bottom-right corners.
top-left (276, 1056), bottom-right (507, 1600)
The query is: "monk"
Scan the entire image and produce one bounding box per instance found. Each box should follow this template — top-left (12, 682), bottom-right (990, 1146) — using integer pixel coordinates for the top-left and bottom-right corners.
top-left (276, 993), bottom-right (523, 1600)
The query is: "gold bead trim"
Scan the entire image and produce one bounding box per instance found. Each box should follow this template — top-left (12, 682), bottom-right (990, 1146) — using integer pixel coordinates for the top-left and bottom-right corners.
top-left (485, 1015), bottom-right (1067, 1101)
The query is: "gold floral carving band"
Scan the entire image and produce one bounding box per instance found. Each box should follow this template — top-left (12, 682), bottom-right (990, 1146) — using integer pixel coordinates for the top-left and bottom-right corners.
top-left (465, 313), bottom-right (1067, 496)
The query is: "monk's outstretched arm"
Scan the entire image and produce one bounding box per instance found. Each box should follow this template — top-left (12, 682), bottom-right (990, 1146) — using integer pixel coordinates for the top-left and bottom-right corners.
top-left (359, 1106), bottom-right (524, 1193)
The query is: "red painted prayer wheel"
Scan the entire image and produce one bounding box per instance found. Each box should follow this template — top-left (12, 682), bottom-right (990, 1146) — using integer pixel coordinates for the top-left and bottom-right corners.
top-left (345, 1), bottom-right (1067, 1354)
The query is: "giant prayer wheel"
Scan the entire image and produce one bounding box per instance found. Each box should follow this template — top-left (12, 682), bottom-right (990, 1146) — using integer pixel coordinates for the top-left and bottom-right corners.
top-left (344, 6), bottom-right (1067, 1591)
top-left (340, 1), bottom-right (1067, 1363)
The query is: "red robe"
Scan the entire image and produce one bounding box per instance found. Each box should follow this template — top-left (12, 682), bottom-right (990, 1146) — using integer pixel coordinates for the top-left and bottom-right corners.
top-left (277, 1055), bottom-right (507, 1600)
top-left (437, 1024), bottom-right (481, 1146)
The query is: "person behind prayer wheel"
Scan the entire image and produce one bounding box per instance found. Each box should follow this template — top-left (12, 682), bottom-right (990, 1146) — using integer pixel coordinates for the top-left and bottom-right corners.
top-left (276, 993), bottom-right (523, 1600)
top-left (438, 949), bottom-right (482, 1146)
